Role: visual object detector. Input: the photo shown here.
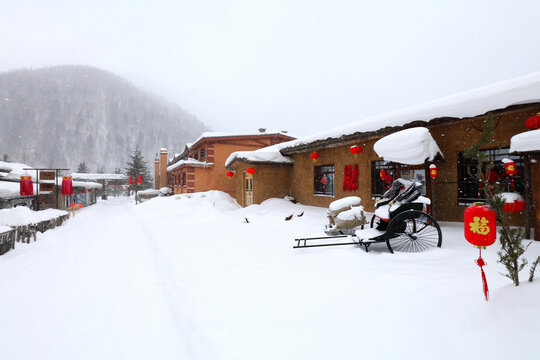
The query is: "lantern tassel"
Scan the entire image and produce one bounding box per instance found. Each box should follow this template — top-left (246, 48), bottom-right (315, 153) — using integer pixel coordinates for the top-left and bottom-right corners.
top-left (475, 249), bottom-right (489, 301)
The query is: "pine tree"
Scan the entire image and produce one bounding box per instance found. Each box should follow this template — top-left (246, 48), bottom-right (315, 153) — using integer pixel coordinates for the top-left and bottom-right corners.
top-left (77, 161), bottom-right (90, 173)
top-left (96, 166), bottom-right (104, 174)
top-left (464, 113), bottom-right (533, 286)
top-left (113, 167), bottom-right (122, 174)
top-left (125, 146), bottom-right (152, 189)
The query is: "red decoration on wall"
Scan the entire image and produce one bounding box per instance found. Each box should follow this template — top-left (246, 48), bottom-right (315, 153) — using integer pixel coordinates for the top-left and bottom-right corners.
top-left (246, 168), bottom-right (255, 176)
top-left (19, 175), bottom-right (34, 196)
top-left (343, 164), bottom-right (359, 191)
top-left (61, 176), bottom-right (73, 195)
top-left (464, 203), bottom-right (497, 301)
top-left (379, 169), bottom-right (386, 180)
top-left (349, 145), bottom-right (363, 156)
top-left (525, 113), bottom-right (540, 130)
top-left (226, 171), bottom-right (234, 179)
top-left (310, 152), bottom-right (320, 162)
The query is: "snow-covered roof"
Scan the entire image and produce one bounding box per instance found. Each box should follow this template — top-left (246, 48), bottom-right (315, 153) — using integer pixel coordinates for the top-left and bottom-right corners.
top-left (0, 180), bottom-right (37, 199)
top-left (510, 129), bottom-right (540, 153)
top-left (225, 143), bottom-right (293, 168)
top-left (190, 131), bottom-right (292, 148)
top-left (279, 71), bottom-right (540, 152)
top-left (373, 127), bottom-right (443, 165)
top-left (0, 160), bottom-right (36, 181)
top-left (167, 158), bottom-right (214, 172)
top-left (72, 173), bottom-right (127, 181)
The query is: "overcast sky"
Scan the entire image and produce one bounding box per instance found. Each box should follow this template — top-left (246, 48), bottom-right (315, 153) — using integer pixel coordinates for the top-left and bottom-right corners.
top-left (2, 0), bottom-right (540, 137)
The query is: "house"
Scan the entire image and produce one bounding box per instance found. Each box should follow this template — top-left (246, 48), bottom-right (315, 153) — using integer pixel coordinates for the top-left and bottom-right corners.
top-left (154, 130), bottom-right (295, 197)
top-left (226, 73), bottom-right (540, 240)
top-left (0, 160), bottom-right (102, 210)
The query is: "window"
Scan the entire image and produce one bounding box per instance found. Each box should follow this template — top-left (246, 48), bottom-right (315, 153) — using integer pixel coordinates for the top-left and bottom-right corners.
top-left (371, 161), bottom-right (426, 198)
top-left (182, 172), bottom-right (186, 187)
top-left (314, 165), bottom-right (335, 196)
top-left (458, 147), bottom-right (523, 203)
top-left (199, 148), bottom-right (206, 161)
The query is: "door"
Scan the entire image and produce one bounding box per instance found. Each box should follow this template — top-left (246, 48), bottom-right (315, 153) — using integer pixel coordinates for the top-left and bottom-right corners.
top-left (244, 172), bottom-right (253, 206)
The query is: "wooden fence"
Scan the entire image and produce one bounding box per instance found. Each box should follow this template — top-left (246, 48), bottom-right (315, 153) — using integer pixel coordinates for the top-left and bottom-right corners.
top-left (0, 214), bottom-right (70, 255)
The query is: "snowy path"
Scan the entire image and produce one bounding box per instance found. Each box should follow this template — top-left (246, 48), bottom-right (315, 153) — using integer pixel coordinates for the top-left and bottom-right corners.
top-left (1, 194), bottom-right (539, 360)
top-left (0, 199), bottom-right (212, 360)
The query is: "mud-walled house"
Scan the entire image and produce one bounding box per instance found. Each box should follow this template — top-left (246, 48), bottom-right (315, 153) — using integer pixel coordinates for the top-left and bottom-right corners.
top-left (154, 131), bottom-right (296, 198)
top-left (226, 73), bottom-right (540, 240)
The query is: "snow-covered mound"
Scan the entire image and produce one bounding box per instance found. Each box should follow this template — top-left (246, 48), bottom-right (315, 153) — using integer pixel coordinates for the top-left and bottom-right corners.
top-left (374, 127), bottom-right (442, 165)
top-left (0, 207), bottom-right (68, 226)
top-left (510, 129), bottom-right (540, 153)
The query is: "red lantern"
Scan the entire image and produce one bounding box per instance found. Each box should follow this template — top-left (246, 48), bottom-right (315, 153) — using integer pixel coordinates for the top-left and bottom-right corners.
top-left (82, 189), bottom-right (87, 193)
top-left (246, 168), bottom-right (255, 176)
top-left (525, 113), bottom-right (540, 130)
top-left (502, 193), bottom-right (525, 213)
top-left (349, 145), bottom-right (363, 156)
top-left (464, 203), bottom-right (497, 301)
top-left (429, 164), bottom-right (438, 179)
top-left (138, 176), bottom-right (142, 185)
top-left (464, 204), bottom-right (496, 247)
top-left (19, 175), bottom-right (34, 196)
top-left (503, 160), bottom-right (516, 176)
top-left (129, 177), bottom-right (132, 185)
top-left (61, 176), bottom-right (73, 195)
top-left (226, 171), bottom-right (234, 179)
top-left (379, 169), bottom-right (386, 180)
top-left (310, 152), bottom-right (320, 163)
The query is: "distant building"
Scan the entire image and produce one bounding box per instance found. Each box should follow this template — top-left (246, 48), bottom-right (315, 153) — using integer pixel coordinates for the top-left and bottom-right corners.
top-left (154, 131), bottom-right (295, 198)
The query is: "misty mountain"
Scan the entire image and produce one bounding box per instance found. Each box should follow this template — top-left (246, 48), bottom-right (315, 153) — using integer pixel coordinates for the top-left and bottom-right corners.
top-left (0, 65), bottom-right (207, 172)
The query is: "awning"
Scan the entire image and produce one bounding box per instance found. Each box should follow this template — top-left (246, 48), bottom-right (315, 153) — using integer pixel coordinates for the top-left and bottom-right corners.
top-left (373, 127), bottom-right (444, 165)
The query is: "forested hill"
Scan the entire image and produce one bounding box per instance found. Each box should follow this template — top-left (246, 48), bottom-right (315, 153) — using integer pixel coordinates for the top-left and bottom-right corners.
top-left (0, 65), bottom-right (207, 172)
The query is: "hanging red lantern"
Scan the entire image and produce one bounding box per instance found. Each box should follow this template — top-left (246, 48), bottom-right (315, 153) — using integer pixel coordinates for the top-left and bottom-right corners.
top-left (525, 113), bottom-right (540, 130)
top-left (226, 171), bottom-right (234, 179)
top-left (61, 176), bottom-right (73, 195)
top-left (429, 164), bottom-right (438, 179)
top-left (464, 204), bottom-right (497, 247)
top-left (138, 176), bottom-right (142, 185)
top-left (349, 145), bottom-right (363, 156)
top-left (246, 168), bottom-right (255, 176)
top-left (82, 189), bottom-right (87, 193)
top-left (19, 175), bottom-right (34, 196)
top-left (503, 159), bottom-right (516, 176)
top-left (464, 203), bottom-right (497, 301)
top-left (379, 169), bottom-right (386, 180)
top-left (310, 152), bottom-right (320, 163)
top-left (501, 193), bottom-right (525, 213)
top-left (129, 176), bottom-right (132, 185)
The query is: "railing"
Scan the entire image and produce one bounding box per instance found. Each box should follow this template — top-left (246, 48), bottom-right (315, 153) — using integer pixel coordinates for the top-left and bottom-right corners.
top-left (0, 228), bottom-right (16, 255)
top-left (0, 214), bottom-right (70, 255)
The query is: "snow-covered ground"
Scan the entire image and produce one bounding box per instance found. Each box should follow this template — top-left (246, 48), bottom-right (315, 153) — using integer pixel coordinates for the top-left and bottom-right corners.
top-left (1, 192), bottom-right (539, 360)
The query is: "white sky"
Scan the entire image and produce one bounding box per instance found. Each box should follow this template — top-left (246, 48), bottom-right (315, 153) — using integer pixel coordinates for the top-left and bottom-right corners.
top-left (2, 0), bottom-right (540, 137)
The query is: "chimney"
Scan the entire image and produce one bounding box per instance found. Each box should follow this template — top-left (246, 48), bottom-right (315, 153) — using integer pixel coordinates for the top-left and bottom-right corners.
top-left (159, 148), bottom-right (168, 189)
top-left (154, 154), bottom-right (160, 189)
top-left (258, 128), bottom-right (266, 133)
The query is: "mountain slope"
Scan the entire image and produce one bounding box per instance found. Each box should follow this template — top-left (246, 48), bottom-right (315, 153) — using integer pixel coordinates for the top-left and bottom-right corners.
top-left (0, 65), bottom-right (207, 172)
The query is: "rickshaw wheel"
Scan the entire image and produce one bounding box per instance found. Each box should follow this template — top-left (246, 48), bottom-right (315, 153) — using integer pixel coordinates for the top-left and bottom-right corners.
top-left (385, 210), bottom-right (442, 253)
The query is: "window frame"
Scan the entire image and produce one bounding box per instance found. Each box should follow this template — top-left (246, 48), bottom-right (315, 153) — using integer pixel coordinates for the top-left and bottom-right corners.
top-left (314, 164), bottom-right (335, 197)
top-left (457, 147), bottom-right (524, 204)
